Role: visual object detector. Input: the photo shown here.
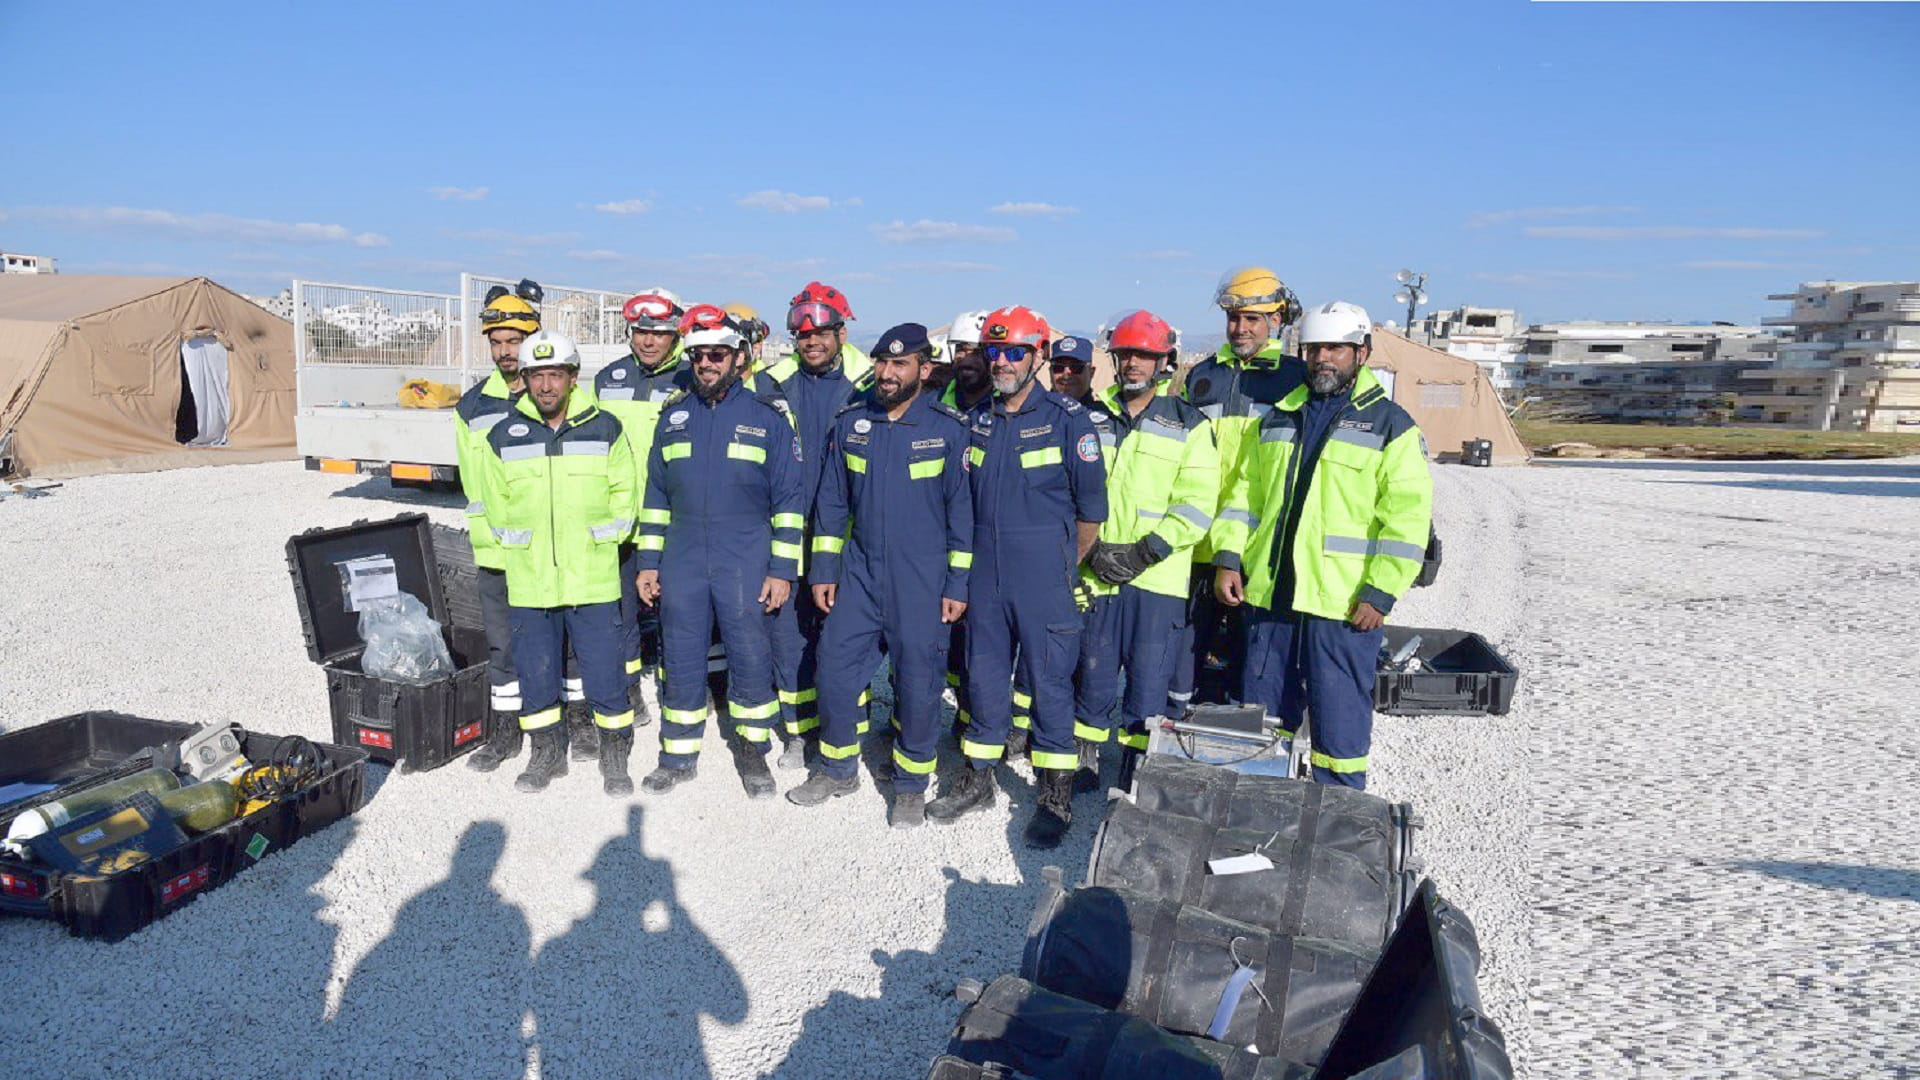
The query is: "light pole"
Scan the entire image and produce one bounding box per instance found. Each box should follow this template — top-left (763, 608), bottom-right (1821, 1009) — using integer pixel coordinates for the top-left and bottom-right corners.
top-left (1393, 269), bottom-right (1428, 341)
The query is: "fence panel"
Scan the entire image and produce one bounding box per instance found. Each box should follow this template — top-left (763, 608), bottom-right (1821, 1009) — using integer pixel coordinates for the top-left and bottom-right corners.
top-left (293, 280), bottom-right (464, 369)
top-left (463, 274), bottom-right (634, 377)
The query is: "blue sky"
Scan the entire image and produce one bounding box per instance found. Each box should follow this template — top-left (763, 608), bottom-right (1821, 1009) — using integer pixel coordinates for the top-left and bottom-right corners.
top-left (3, 0), bottom-right (1915, 339)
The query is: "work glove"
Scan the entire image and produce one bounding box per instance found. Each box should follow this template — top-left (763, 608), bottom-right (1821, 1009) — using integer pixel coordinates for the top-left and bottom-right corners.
top-left (1088, 537), bottom-right (1165, 587)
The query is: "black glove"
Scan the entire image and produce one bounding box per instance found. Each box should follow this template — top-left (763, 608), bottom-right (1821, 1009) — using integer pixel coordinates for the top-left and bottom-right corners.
top-left (1089, 537), bottom-right (1165, 586)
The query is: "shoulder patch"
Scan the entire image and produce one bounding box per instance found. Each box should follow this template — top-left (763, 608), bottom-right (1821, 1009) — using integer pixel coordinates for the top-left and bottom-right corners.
top-left (1054, 393), bottom-right (1084, 413)
top-left (930, 399), bottom-right (968, 424)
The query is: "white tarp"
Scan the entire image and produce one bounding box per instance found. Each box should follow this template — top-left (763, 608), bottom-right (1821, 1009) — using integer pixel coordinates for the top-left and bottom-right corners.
top-left (181, 334), bottom-right (231, 446)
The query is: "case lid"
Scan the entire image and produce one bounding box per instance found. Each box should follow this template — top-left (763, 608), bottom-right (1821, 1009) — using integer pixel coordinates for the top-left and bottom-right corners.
top-left (285, 514), bottom-right (448, 664)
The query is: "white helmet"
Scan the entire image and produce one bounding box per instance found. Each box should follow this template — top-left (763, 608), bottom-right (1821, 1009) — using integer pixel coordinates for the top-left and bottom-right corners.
top-left (679, 303), bottom-right (746, 352)
top-left (517, 330), bottom-right (582, 372)
top-left (1298, 301), bottom-right (1372, 347)
top-left (947, 310), bottom-right (991, 346)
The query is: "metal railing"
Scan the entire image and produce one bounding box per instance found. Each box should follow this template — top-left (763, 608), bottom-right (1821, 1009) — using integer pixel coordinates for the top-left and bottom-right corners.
top-left (461, 274), bottom-right (634, 377)
top-left (293, 280), bottom-right (464, 369)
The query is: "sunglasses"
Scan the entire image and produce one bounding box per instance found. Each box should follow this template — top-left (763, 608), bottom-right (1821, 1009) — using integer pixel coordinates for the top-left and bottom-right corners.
top-left (688, 347), bottom-right (737, 363)
top-left (1048, 359), bottom-right (1088, 373)
top-left (981, 344), bottom-right (1034, 365)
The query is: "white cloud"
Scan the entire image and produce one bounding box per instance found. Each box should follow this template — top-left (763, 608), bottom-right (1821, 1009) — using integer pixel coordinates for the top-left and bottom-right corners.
top-left (594, 199), bottom-right (652, 215)
top-left (884, 261), bottom-right (1002, 273)
top-left (567, 249), bottom-right (624, 262)
top-left (1473, 270), bottom-right (1637, 286)
top-left (842, 196), bottom-right (864, 207)
top-left (1463, 205), bottom-right (1638, 229)
top-left (428, 186), bottom-right (489, 201)
top-left (837, 271), bottom-right (890, 284)
top-left (988, 201), bottom-right (1078, 218)
top-left (13, 205), bottom-right (388, 247)
top-left (738, 190), bottom-right (834, 213)
top-left (871, 219), bottom-right (1017, 245)
top-left (1526, 225), bottom-right (1824, 240)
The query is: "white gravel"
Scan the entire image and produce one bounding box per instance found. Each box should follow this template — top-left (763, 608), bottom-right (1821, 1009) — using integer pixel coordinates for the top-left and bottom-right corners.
top-left (3, 455), bottom-right (1915, 1078)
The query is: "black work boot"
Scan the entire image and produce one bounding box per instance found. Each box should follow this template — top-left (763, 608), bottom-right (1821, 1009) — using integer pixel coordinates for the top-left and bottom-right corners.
top-left (1072, 737), bottom-right (1103, 794)
top-left (567, 702), bottom-right (600, 762)
top-left (1024, 769), bottom-right (1075, 850)
top-left (777, 733), bottom-right (808, 771)
top-left (641, 761), bottom-right (697, 794)
top-left (926, 765), bottom-right (997, 825)
top-left (734, 741), bottom-right (777, 800)
top-left (599, 728), bottom-right (635, 797)
top-left (514, 725), bottom-right (568, 793)
top-left (786, 769), bottom-right (859, 806)
top-left (627, 680), bottom-right (654, 727)
top-left (1005, 727), bottom-right (1030, 760)
top-left (466, 710), bottom-right (524, 772)
top-left (891, 791), bottom-right (926, 829)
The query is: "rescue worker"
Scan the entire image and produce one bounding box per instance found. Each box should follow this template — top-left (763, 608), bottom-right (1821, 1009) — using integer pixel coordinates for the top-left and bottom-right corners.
top-left (460, 281), bottom-right (539, 772)
top-left (1079, 310), bottom-right (1219, 790)
top-left (939, 309), bottom-right (995, 738)
top-left (1212, 302), bottom-right (1432, 790)
top-left (927, 305), bottom-right (1107, 851)
top-left (1175, 266), bottom-right (1306, 713)
top-left (590, 289), bottom-right (686, 746)
top-left (723, 302), bottom-right (772, 373)
top-left (797, 324), bottom-right (973, 828)
top-left (635, 305), bottom-right (805, 799)
top-left (1047, 334), bottom-right (1097, 402)
top-left (480, 331), bottom-right (639, 795)
top-left (754, 283), bottom-right (871, 770)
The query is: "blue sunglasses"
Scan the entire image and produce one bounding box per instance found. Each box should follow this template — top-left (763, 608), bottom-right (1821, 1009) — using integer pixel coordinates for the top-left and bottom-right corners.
top-left (982, 344), bottom-right (1035, 364)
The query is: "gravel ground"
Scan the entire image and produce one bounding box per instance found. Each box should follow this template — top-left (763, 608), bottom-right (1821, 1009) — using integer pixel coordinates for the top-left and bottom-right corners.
top-left (3, 456), bottom-right (1913, 1077)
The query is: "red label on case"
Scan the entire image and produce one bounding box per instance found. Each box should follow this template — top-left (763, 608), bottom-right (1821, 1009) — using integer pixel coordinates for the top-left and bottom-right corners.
top-left (358, 728), bottom-right (394, 749)
top-left (453, 721), bottom-right (483, 746)
top-left (160, 865), bottom-right (211, 904)
top-left (0, 871), bottom-right (39, 899)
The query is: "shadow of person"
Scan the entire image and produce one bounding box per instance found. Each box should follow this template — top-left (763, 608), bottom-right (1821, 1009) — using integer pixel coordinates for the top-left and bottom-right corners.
top-left (532, 804), bottom-right (747, 1080)
top-left (329, 820), bottom-right (531, 1079)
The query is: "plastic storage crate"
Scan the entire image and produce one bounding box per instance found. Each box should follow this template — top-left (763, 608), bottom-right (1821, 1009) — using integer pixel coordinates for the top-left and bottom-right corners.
top-left (287, 514), bottom-right (488, 770)
top-left (1374, 627), bottom-right (1519, 717)
top-left (0, 712), bottom-right (366, 941)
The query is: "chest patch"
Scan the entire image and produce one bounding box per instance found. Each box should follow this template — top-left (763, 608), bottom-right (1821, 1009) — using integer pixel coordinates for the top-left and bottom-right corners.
top-left (1019, 425), bottom-right (1053, 439)
top-left (1338, 419), bottom-right (1375, 431)
top-left (844, 433), bottom-right (869, 446)
top-left (611, 368), bottom-right (628, 380)
top-left (668, 410), bottom-right (689, 426)
top-left (911, 438), bottom-right (945, 451)
top-left (508, 423), bottom-right (530, 437)
top-left (735, 425), bottom-right (767, 438)
top-left (854, 418), bottom-right (872, 434)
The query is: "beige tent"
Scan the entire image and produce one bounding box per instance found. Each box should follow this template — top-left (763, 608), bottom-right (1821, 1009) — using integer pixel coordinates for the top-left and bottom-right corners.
top-left (1366, 328), bottom-right (1529, 464)
top-left (0, 276), bottom-right (296, 478)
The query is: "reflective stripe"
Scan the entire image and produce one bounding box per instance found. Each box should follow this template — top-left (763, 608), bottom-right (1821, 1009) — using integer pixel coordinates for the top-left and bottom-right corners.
top-left (562, 440), bottom-right (610, 456)
top-left (893, 747), bottom-right (937, 775)
top-left (1324, 535), bottom-right (1424, 561)
top-left (1030, 750), bottom-right (1077, 771)
top-left (662, 442), bottom-right (692, 461)
top-left (1258, 425), bottom-right (1294, 443)
top-left (961, 739), bottom-right (1005, 761)
top-left (771, 540), bottom-right (802, 560)
top-left (772, 512), bottom-right (806, 530)
top-left (812, 535), bottom-right (845, 554)
top-left (500, 443), bottom-right (546, 461)
top-left (1073, 722), bottom-right (1111, 743)
top-left (728, 442), bottom-right (767, 463)
top-left (1330, 427), bottom-right (1386, 452)
top-left (784, 716), bottom-right (820, 735)
top-left (589, 520), bottom-right (631, 542)
top-left (736, 725), bottom-right (772, 743)
top-left (820, 741), bottom-right (861, 760)
top-left (1012, 689), bottom-right (1033, 708)
top-left (519, 706), bottom-right (562, 732)
top-left (493, 528), bottom-right (532, 545)
top-left (948, 550), bottom-right (972, 569)
top-left (779, 688), bottom-right (819, 705)
top-left (1020, 446), bottom-right (1063, 468)
top-left (1141, 424), bottom-right (1188, 444)
top-left (845, 454), bottom-right (867, 474)
top-left (1311, 750), bottom-right (1369, 774)
top-left (854, 719), bottom-right (871, 736)
top-left (638, 508), bottom-right (672, 524)
top-left (662, 707), bottom-right (706, 726)
top-left (946, 672), bottom-right (961, 687)
top-left (909, 458), bottom-right (945, 479)
top-left (1137, 508), bottom-right (1164, 519)
top-left (1218, 508), bottom-right (1259, 531)
top-left (625, 657), bottom-right (648, 675)
top-left (661, 736), bottom-right (703, 755)
top-left (636, 535), bottom-right (664, 551)
top-left (466, 501), bottom-right (486, 516)
top-left (594, 710), bottom-right (635, 730)
top-left (597, 386), bottom-right (636, 401)
top-left (1117, 731), bottom-right (1149, 750)
top-left (1011, 715), bottom-right (1032, 729)
top-left (968, 446), bottom-right (985, 467)
top-left (730, 698), bottom-right (779, 721)
top-left (857, 688), bottom-right (871, 707)
top-left (1167, 504), bottom-right (1213, 531)
top-left (469, 413), bottom-right (504, 432)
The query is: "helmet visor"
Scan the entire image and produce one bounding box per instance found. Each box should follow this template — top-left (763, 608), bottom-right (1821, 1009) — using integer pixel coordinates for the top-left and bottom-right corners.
top-left (787, 301), bottom-right (845, 334)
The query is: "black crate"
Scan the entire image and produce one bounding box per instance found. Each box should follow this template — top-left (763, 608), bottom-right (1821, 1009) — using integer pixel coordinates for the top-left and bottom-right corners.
top-left (0, 712), bottom-right (366, 941)
top-left (1461, 439), bottom-right (1494, 467)
top-left (287, 514), bottom-right (488, 771)
top-left (1375, 627), bottom-right (1519, 717)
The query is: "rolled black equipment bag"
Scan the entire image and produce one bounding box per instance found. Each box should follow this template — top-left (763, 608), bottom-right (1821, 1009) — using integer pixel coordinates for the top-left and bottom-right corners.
top-left (1087, 801), bottom-right (1416, 948)
top-left (1127, 757), bottom-right (1420, 876)
top-left (945, 974), bottom-right (1313, 1080)
top-left (1022, 881), bottom-right (1378, 1065)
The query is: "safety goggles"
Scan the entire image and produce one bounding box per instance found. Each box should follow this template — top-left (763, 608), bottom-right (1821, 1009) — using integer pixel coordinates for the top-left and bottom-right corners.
top-left (479, 306), bottom-right (535, 325)
top-left (786, 301), bottom-right (845, 334)
top-left (688, 346), bottom-right (738, 363)
top-left (982, 344), bottom-right (1034, 365)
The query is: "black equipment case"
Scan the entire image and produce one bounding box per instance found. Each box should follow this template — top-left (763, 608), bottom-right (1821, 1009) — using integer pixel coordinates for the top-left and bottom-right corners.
top-left (1373, 628), bottom-right (1519, 717)
top-left (286, 514), bottom-right (489, 770)
top-left (0, 712), bottom-right (366, 941)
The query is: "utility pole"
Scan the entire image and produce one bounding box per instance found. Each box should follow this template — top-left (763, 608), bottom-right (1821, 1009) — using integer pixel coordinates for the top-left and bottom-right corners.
top-left (1394, 269), bottom-right (1428, 341)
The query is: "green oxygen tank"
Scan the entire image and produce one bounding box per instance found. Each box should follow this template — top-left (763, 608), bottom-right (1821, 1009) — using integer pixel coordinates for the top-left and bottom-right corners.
top-left (157, 780), bottom-right (239, 835)
top-left (3, 766), bottom-right (182, 849)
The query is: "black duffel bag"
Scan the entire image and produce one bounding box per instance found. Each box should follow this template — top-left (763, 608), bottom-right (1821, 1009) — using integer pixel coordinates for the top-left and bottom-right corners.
top-left (1128, 757), bottom-right (1420, 876)
top-left (1087, 801), bottom-right (1416, 948)
top-left (1022, 879), bottom-right (1378, 1065)
top-left (945, 974), bottom-right (1312, 1080)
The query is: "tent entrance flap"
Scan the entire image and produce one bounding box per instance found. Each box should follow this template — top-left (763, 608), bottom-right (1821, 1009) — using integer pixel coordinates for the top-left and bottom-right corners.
top-left (178, 334), bottom-right (231, 446)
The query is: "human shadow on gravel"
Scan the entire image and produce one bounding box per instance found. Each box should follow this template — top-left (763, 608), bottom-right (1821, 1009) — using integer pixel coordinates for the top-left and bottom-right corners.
top-left (531, 804), bottom-right (747, 1080)
top-left (1737, 859), bottom-right (1920, 903)
top-left (331, 820), bottom-right (531, 1079)
top-left (328, 475), bottom-right (467, 509)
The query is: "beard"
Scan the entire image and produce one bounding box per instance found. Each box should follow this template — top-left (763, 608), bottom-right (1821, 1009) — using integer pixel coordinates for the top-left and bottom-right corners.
top-left (1308, 365), bottom-right (1355, 396)
top-left (695, 370), bottom-right (737, 403)
top-left (990, 367), bottom-right (1030, 396)
top-left (954, 365), bottom-right (990, 394)
top-left (871, 376), bottom-right (921, 409)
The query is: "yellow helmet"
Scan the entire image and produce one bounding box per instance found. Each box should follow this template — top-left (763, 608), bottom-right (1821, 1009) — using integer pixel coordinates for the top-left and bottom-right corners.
top-left (479, 293), bottom-right (540, 335)
top-left (1213, 266), bottom-right (1299, 321)
top-left (722, 302), bottom-right (770, 345)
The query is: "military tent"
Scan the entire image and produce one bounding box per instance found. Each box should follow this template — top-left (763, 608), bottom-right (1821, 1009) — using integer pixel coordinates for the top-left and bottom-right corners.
top-left (1365, 328), bottom-right (1529, 464)
top-left (0, 275), bottom-right (296, 478)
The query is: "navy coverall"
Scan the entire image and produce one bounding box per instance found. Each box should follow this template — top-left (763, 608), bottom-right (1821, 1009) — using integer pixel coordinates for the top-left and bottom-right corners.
top-left (939, 383), bottom-right (996, 727)
top-left (810, 392), bottom-right (973, 791)
top-left (636, 382), bottom-right (805, 769)
top-left (963, 389), bottom-right (1108, 774)
top-left (595, 354), bottom-right (692, 690)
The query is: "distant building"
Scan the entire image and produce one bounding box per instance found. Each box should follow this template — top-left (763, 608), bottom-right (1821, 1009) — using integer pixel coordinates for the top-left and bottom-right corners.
top-left (2, 250), bottom-right (57, 274)
top-left (1735, 281), bottom-right (1920, 431)
top-left (245, 288), bottom-right (297, 322)
top-left (1412, 306), bottom-right (1525, 394)
top-left (1515, 321), bottom-right (1775, 424)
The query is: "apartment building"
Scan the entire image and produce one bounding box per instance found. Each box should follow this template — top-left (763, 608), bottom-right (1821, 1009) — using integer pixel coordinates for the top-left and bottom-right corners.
top-left (1735, 281), bottom-right (1920, 431)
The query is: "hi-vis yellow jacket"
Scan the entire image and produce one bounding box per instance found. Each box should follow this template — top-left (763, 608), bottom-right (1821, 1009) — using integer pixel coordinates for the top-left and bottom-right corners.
top-left (1080, 387), bottom-right (1220, 600)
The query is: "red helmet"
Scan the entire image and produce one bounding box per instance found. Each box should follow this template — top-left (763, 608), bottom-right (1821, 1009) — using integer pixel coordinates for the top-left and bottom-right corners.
top-left (980, 305), bottom-right (1050, 349)
top-left (1106, 309), bottom-right (1178, 356)
top-left (787, 281), bottom-right (854, 334)
top-left (623, 290), bottom-right (683, 333)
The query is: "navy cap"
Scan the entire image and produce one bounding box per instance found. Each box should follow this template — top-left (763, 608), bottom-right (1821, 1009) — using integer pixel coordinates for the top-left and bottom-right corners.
top-left (873, 322), bottom-right (933, 360)
top-left (1051, 335), bottom-right (1095, 366)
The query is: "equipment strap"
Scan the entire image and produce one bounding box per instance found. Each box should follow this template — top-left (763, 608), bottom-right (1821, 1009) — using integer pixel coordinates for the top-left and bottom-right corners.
top-left (1277, 783), bottom-right (1324, 936)
top-left (1137, 899), bottom-right (1181, 1022)
top-left (1256, 934), bottom-right (1299, 1056)
top-left (1182, 822), bottom-right (1215, 907)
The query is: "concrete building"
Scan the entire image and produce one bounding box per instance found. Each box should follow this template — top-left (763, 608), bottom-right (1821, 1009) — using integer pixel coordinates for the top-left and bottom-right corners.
top-left (1515, 321), bottom-right (1775, 424)
top-left (1735, 281), bottom-right (1920, 431)
top-left (245, 288), bottom-right (298, 322)
top-left (1413, 306), bottom-right (1526, 394)
top-left (2, 250), bottom-right (58, 274)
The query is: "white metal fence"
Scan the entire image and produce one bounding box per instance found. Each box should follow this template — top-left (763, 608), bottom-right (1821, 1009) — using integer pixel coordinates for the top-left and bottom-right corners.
top-left (292, 280), bottom-right (464, 369)
top-left (461, 274), bottom-right (633, 377)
